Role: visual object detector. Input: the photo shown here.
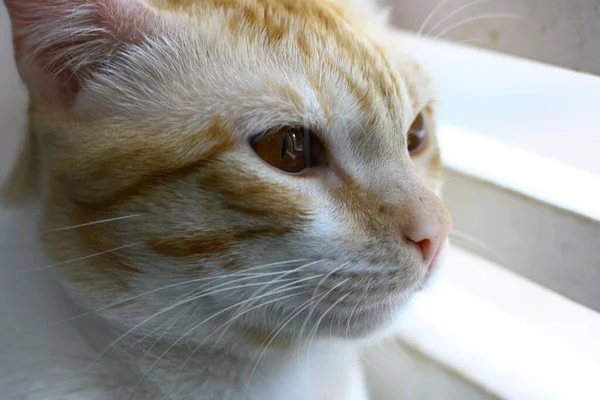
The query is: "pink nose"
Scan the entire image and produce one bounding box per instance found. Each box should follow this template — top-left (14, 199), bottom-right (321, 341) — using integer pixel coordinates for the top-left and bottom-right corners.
top-left (402, 198), bottom-right (452, 267)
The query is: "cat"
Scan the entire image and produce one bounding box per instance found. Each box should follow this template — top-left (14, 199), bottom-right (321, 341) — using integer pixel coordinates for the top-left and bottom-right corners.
top-left (0, 0), bottom-right (451, 399)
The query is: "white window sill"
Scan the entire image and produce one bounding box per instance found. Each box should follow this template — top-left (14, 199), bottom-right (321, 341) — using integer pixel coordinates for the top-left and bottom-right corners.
top-left (438, 125), bottom-right (600, 223)
top-left (371, 244), bottom-right (600, 400)
top-left (439, 124), bottom-right (600, 311)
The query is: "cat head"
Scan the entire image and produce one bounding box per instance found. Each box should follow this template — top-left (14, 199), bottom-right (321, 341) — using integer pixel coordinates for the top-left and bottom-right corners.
top-left (3, 0), bottom-right (451, 346)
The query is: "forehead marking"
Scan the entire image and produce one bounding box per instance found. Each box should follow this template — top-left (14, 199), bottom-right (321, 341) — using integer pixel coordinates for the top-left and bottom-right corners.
top-left (155, 0), bottom-right (405, 125)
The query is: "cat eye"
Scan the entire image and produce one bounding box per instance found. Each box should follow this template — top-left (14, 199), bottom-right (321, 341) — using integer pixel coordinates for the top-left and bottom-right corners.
top-left (250, 127), bottom-right (326, 174)
top-left (407, 112), bottom-right (428, 155)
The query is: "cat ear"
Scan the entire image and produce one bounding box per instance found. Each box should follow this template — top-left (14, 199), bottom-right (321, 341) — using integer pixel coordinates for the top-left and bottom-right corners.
top-left (4, 0), bottom-right (159, 108)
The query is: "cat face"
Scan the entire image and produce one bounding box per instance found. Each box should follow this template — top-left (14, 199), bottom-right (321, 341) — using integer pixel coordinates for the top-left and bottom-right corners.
top-left (5, 0), bottom-right (451, 344)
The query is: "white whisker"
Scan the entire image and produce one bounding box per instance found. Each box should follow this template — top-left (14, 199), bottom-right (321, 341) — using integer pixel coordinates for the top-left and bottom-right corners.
top-left (14, 242), bottom-right (143, 274)
top-left (178, 285), bottom-right (314, 373)
top-left (450, 229), bottom-right (505, 264)
top-left (425, 0), bottom-right (490, 37)
top-left (1, 259), bottom-right (309, 339)
top-left (134, 303), bottom-right (196, 358)
top-left (214, 260), bottom-right (324, 343)
top-left (41, 214), bottom-right (144, 234)
top-left (124, 302), bottom-right (195, 352)
top-left (454, 38), bottom-right (484, 46)
top-left (296, 262), bottom-right (349, 360)
top-left (88, 278), bottom-right (300, 371)
top-left (417, 0), bottom-right (452, 36)
top-left (434, 13), bottom-right (528, 40)
top-left (211, 262), bottom-right (324, 348)
top-left (128, 277), bottom-right (315, 398)
top-left (305, 280), bottom-right (350, 396)
top-left (243, 294), bottom-right (323, 398)
top-left (345, 295), bottom-right (361, 341)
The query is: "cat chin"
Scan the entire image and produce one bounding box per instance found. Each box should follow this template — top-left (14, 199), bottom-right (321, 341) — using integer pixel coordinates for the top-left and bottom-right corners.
top-left (287, 293), bottom-right (411, 343)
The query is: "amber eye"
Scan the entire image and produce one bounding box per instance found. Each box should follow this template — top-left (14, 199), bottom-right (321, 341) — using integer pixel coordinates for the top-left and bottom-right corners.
top-left (407, 112), bottom-right (428, 155)
top-left (251, 127), bottom-right (325, 173)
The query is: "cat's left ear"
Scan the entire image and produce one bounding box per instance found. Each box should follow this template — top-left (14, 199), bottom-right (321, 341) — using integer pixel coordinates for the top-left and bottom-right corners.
top-left (4, 0), bottom-right (160, 108)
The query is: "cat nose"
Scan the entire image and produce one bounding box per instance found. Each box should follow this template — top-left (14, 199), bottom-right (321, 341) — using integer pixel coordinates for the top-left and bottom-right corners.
top-left (402, 197), bottom-right (452, 268)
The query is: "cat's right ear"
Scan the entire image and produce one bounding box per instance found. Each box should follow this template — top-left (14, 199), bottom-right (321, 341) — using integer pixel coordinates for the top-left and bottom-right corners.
top-left (2, 0), bottom-right (162, 205)
top-left (4, 0), bottom-right (160, 109)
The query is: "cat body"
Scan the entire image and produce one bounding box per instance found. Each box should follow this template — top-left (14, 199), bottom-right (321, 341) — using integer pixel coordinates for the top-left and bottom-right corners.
top-left (0, 0), bottom-right (451, 398)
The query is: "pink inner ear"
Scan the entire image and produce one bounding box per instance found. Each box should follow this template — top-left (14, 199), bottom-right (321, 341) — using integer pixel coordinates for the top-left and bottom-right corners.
top-left (4, 0), bottom-right (158, 107)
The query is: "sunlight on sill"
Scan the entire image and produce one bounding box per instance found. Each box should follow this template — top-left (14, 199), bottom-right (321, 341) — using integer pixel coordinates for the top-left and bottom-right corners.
top-left (389, 244), bottom-right (600, 400)
top-left (438, 124), bottom-right (600, 223)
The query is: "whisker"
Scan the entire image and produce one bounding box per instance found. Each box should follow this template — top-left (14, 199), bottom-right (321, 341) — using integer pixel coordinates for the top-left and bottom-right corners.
top-left (345, 290), bottom-right (363, 341)
top-left (310, 262), bottom-right (349, 298)
top-left (182, 302), bottom-right (203, 333)
top-left (178, 283), bottom-right (316, 373)
top-left (10, 242), bottom-right (143, 275)
top-left (136, 303), bottom-right (197, 363)
top-left (87, 293), bottom-right (205, 370)
top-left (243, 295), bottom-right (323, 398)
top-left (434, 13), bottom-right (528, 40)
top-left (41, 214), bottom-right (144, 234)
top-left (92, 268), bottom-right (305, 352)
top-left (305, 282), bottom-right (351, 395)
top-left (360, 342), bottom-right (381, 373)
top-left (417, 0), bottom-right (452, 36)
top-left (366, 340), bottom-right (389, 374)
top-left (450, 230), bottom-right (506, 265)
top-left (187, 271), bottom-right (322, 355)
top-left (88, 277), bottom-right (300, 371)
top-left (1, 259), bottom-right (309, 339)
top-left (211, 261), bottom-right (325, 348)
top-left (454, 38), bottom-right (484, 46)
top-left (125, 302), bottom-right (196, 352)
top-left (425, 0), bottom-right (490, 37)
top-left (128, 277), bottom-right (317, 398)
top-left (296, 262), bottom-right (349, 359)
top-left (213, 260), bottom-right (324, 343)
top-left (245, 278), bottom-right (349, 397)
top-left (140, 304), bottom-right (194, 361)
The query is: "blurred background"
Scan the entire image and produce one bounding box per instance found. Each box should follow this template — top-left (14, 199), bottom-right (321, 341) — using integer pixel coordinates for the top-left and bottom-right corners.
top-left (388, 0), bottom-right (600, 75)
